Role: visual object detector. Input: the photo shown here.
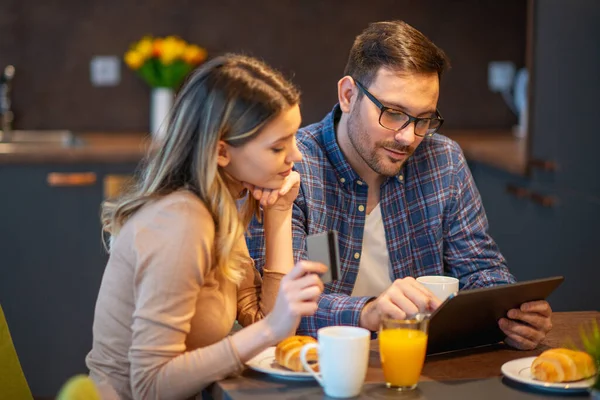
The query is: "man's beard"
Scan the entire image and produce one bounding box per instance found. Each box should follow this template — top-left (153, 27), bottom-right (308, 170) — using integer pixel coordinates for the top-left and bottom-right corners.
top-left (347, 109), bottom-right (413, 177)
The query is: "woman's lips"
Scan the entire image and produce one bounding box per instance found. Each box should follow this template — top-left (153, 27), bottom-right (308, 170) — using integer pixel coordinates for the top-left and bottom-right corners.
top-left (279, 168), bottom-right (292, 177)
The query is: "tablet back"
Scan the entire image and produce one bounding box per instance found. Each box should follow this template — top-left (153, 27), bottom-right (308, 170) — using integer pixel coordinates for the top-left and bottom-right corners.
top-left (426, 276), bottom-right (564, 355)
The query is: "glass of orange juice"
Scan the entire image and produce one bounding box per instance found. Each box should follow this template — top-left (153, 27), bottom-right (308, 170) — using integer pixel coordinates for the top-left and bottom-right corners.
top-left (379, 314), bottom-right (429, 391)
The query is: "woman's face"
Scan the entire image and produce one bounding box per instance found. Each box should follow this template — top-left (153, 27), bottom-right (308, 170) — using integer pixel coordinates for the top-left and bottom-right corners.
top-left (220, 104), bottom-right (303, 193)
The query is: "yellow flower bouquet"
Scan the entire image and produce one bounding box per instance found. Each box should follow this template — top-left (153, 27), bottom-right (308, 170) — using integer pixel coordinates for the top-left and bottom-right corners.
top-left (124, 35), bottom-right (207, 88)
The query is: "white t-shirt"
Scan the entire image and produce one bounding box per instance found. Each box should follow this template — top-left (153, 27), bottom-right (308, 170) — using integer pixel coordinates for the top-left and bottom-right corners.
top-left (351, 203), bottom-right (393, 297)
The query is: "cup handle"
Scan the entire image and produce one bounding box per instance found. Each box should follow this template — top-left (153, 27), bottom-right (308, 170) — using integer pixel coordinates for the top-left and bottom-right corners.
top-left (299, 343), bottom-right (323, 386)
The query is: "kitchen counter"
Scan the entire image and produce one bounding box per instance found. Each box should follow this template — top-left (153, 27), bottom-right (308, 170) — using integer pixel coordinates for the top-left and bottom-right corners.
top-left (444, 129), bottom-right (528, 176)
top-left (0, 130), bottom-right (527, 175)
top-left (0, 132), bottom-right (149, 164)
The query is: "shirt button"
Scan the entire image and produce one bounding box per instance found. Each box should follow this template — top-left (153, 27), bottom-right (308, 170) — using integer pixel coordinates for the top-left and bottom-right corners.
top-left (340, 177), bottom-right (346, 183)
top-left (354, 252), bottom-right (360, 259)
top-left (398, 175), bottom-right (404, 182)
top-left (358, 205), bottom-right (365, 212)
top-left (357, 180), bottom-right (364, 186)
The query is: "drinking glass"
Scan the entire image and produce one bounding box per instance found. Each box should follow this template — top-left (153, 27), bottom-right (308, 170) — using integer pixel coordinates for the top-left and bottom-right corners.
top-left (379, 314), bottom-right (430, 391)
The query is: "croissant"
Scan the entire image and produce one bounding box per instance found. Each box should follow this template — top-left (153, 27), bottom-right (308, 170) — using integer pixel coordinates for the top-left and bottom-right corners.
top-left (275, 335), bottom-right (319, 372)
top-left (531, 348), bottom-right (597, 383)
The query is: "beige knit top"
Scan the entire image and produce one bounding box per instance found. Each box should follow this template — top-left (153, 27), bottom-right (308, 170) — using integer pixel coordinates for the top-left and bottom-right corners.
top-left (85, 191), bottom-right (283, 400)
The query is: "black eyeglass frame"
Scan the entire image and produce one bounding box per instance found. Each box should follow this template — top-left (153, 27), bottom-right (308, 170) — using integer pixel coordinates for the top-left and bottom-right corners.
top-left (354, 79), bottom-right (444, 137)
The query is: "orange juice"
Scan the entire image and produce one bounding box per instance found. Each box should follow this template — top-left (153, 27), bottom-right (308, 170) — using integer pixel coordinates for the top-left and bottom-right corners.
top-left (379, 328), bottom-right (428, 387)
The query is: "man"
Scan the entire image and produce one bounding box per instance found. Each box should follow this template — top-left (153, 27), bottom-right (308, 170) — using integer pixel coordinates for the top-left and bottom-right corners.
top-left (247, 20), bottom-right (552, 350)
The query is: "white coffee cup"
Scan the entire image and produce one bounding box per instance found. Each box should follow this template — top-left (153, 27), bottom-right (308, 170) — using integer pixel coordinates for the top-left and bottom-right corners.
top-left (416, 275), bottom-right (459, 302)
top-left (300, 326), bottom-right (370, 398)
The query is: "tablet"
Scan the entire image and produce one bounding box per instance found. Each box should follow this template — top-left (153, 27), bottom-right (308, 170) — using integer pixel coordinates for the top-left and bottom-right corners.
top-left (426, 276), bottom-right (564, 355)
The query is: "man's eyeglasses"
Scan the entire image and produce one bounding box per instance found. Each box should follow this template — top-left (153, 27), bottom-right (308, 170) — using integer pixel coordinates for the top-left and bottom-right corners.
top-left (354, 79), bottom-right (444, 137)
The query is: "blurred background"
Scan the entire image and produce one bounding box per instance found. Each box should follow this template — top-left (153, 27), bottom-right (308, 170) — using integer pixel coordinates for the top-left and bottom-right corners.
top-left (1, 0), bottom-right (598, 398)
top-left (2, 0), bottom-right (526, 131)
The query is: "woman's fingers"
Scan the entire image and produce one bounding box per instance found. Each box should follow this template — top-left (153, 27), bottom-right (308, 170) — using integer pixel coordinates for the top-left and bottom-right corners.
top-left (296, 272), bottom-right (325, 292)
top-left (295, 285), bottom-right (323, 302)
top-left (281, 263), bottom-right (325, 307)
top-left (284, 271), bottom-right (324, 298)
top-left (252, 187), bottom-right (264, 201)
top-left (259, 189), bottom-right (272, 207)
top-left (247, 171), bottom-right (301, 206)
top-left (286, 260), bottom-right (327, 280)
top-left (267, 189), bottom-right (279, 205)
top-left (279, 171), bottom-right (300, 196)
top-left (292, 301), bottom-right (319, 317)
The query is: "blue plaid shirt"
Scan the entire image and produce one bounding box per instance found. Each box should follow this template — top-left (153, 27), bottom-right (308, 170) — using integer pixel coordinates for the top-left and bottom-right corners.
top-left (247, 105), bottom-right (515, 336)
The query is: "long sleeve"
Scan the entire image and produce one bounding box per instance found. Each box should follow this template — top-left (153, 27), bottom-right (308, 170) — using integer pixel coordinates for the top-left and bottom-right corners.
top-left (443, 144), bottom-right (517, 289)
top-left (128, 198), bottom-right (244, 400)
top-left (235, 241), bottom-right (284, 327)
top-left (247, 187), bottom-right (369, 338)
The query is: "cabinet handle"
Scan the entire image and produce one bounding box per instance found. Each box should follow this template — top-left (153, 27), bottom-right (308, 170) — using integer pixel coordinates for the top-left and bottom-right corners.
top-left (529, 158), bottom-right (557, 172)
top-left (506, 184), bottom-right (557, 208)
top-left (47, 172), bottom-right (97, 187)
top-left (529, 192), bottom-right (557, 208)
top-left (103, 174), bottom-right (133, 199)
top-left (506, 184), bottom-right (530, 199)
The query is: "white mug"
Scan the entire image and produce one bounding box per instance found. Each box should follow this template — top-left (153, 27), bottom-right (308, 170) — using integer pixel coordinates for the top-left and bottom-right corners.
top-left (300, 326), bottom-right (370, 398)
top-left (416, 275), bottom-right (459, 302)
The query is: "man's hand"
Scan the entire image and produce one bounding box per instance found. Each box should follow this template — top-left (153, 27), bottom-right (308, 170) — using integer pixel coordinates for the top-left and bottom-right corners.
top-left (359, 277), bottom-right (442, 332)
top-left (499, 300), bottom-right (553, 350)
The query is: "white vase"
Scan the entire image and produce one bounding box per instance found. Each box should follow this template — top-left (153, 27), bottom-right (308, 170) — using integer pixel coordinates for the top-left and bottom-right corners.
top-left (150, 87), bottom-right (174, 141)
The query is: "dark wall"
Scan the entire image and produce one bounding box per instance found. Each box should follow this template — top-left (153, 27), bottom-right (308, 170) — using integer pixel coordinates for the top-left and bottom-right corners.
top-left (0, 0), bottom-right (526, 132)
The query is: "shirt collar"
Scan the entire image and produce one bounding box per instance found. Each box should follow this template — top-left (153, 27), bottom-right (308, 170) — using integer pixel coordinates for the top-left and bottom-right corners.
top-left (320, 104), bottom-right (404, 189)
top-left (320, 105), bottom-right (365, 188)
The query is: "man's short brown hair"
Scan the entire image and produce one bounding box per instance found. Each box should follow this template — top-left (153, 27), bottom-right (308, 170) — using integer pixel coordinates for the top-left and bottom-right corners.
top-left (344, 20), bottom-right (450, 88)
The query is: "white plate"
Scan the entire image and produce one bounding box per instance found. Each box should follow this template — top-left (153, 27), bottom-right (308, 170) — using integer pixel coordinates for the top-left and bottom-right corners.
top-left (501, 356), bottom-right (595, 393)
top-left (245, 347), bottom-right (316, 381)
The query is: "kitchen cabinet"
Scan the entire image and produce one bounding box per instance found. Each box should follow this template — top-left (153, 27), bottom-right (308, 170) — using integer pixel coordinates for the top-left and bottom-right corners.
top-left (528, 0), bottom-right (600, 197)
top-left (0, 162), bottom-right (138, 397)
top-left (470, 163), bottom-right (600, 311)
top-left (466, 0), bottom-right (600, 314)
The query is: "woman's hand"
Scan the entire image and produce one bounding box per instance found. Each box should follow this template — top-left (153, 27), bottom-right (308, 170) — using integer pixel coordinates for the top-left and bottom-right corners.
top-left (264, 260), bottom-right (326, 342)
top-left (243, 171), bottom-right (300, 212)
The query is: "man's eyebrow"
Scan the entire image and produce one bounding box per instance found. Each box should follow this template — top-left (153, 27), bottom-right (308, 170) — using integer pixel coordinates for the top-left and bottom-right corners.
top-left (380, 100), bottom-right (436, 117)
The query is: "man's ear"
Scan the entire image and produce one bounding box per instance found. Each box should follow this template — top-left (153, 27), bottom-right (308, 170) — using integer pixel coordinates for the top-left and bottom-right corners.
top-left (216, 140), bottom-right (231, 167)
top-left (338, 76), bottom-right (357, 113)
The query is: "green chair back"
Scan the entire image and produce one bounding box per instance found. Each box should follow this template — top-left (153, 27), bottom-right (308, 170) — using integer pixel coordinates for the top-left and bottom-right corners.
top-left (56, 374), bottom-right (101, 400)
top-left (0, 304), bottom-right (33, 400)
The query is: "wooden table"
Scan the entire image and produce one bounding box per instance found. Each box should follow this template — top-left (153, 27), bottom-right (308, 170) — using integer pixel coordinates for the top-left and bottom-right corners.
top-left (212, 311), bottom-right (599, 399)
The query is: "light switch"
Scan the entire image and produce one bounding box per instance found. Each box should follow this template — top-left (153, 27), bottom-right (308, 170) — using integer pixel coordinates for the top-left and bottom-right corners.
top-left (90, 55), bottom-right (121, 87)
top-left (488, 61), bottom-right (515, 93)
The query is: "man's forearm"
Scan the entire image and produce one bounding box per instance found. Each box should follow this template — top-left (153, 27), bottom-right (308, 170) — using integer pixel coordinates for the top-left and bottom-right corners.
top-left (296, 294), bottom-right (373, 336)
top-left (461, 264), bottom-right (516, 289)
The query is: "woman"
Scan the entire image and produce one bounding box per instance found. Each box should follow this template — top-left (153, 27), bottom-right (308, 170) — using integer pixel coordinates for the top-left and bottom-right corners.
top-left (86, 54), bottom-right (325, 400)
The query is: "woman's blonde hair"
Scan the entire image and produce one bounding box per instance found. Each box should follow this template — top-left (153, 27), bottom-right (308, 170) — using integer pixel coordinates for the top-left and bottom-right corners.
top-left (102, 54), bottom-right (300, 284)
